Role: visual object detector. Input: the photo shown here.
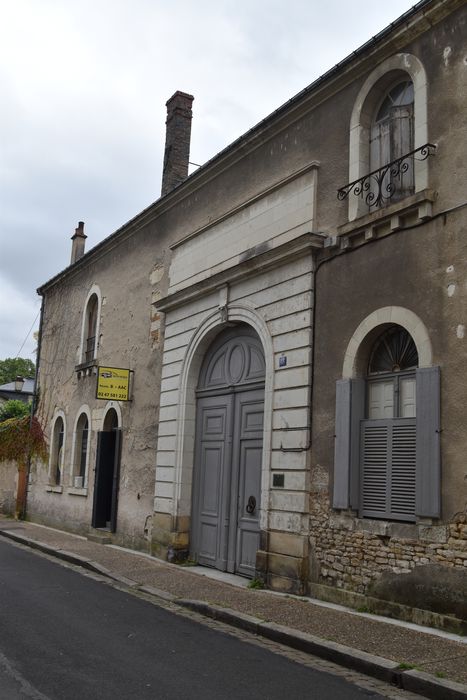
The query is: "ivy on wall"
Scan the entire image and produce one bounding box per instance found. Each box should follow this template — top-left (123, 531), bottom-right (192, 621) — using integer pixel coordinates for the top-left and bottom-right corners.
top-left (0, 416), bottom-right (48, 468)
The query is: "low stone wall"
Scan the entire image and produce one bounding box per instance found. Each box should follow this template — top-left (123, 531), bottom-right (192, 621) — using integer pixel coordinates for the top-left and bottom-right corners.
top-left (309, 474), bottom-right (467, 619)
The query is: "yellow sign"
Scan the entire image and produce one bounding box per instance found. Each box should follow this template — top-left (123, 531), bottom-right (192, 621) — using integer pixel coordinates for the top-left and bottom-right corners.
top-left (96, 367), bottom-right (131, 401)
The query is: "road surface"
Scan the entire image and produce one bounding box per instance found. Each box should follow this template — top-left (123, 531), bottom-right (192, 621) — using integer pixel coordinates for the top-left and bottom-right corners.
top-left (0, 539), bottom-right (419, 699)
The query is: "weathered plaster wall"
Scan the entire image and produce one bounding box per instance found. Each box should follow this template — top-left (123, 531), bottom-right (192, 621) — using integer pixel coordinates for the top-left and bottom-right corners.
top-left (0, 461), bottom-right (17, 515)
top-left (310, 208), bottom-right (467, 609)
top-left (29, 222), bottom-right (176, 548)
top-left (27, 0), bottom-right (466, 605)
top-left (153, 249), bottom-right (314, 593)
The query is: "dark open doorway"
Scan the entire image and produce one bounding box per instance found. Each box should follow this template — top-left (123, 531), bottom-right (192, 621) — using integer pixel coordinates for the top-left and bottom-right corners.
top-left (91, 409), bottom-right (121, 532)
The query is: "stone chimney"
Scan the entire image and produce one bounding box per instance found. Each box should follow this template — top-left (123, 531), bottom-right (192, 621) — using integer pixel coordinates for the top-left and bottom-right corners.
top-left (70, 221), bottom-right (87, 264)
top-left (161, 91), bottom-right (194, 196)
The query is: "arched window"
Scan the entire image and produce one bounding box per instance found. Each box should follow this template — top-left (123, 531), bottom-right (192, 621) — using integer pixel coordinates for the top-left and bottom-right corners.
top-left (73, 412), bottom-right (90, 488)
top-left (346, 54), bottom-right (430, 221)
top-left (51, 416), bottom-right (65, 486)
top-left (333, 311), bottom-right (441, 523)
top-left (362, 326), bottom-right (418, 520)
top-left (370, 81), bottom-right (414, 204)
top-left (84, 294), bottom-right (98, 362)
top-left (367, 326), bottom-right (418, 419)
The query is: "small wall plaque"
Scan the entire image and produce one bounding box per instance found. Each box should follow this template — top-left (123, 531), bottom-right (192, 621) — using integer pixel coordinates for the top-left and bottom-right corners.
top-left (273, 473), bottom-right (285, 488)
top-left (279, 355), bottom-right (287, 367)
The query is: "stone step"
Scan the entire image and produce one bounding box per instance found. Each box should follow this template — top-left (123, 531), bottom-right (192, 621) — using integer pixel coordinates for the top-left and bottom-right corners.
top-left (87, 532), bottom-right (112, 545)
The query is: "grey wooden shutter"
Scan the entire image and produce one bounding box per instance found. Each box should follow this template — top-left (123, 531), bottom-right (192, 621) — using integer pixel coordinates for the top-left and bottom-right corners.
top-left (370, 119), bottom-right (391, 206)
top-left (110, 428), bottom-right (122, 533)
top-left (333, 378), bottom-right (365, 509)
top-left (349, 378), bottom-right (365, 509)
top-left (391, 105), bottom-right (414, 198)
top-left (416, 366), bottom-right (441, 518)
top-left (390, 420), bottom-right (416, 520)
top-left (361, 418), bottom-right (416, 521)
top-left (333, 379), bottom-right (351, 509)
top-left (361, 420), bottom-right (389, 518)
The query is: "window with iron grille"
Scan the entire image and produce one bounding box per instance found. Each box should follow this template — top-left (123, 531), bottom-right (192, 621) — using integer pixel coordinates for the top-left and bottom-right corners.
top-left (84, 294), bottom-right (98, 362)
top-left (370, 81), bottom-right (415, 204)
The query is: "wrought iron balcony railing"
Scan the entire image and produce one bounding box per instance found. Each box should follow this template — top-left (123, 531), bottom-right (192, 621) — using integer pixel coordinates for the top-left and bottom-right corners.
top-left (337, 144), bottom-right (436, 209)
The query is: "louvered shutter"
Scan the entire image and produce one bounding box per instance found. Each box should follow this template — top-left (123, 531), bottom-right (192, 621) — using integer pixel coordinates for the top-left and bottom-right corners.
top-left (361, 419), bottom-right (416, 521)
top-left (361, 420), bottom-right (390, 518)
top-left (390, 420), bottom-right (416, 519)
top-left (416, 366), bottom-right (441, 518)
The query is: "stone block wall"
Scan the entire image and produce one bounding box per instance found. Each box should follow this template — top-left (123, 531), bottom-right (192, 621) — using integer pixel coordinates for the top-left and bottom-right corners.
top-left (309, 465), bottom-right (467, 616)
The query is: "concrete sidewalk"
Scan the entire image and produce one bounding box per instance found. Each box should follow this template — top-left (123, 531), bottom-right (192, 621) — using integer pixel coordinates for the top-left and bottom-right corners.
top-left (1, 518), bottom-right (466, 700)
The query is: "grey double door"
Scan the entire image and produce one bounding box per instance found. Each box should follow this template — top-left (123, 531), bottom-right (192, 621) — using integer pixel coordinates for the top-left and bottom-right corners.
top-left (192, 388), bottom-right (263, 577)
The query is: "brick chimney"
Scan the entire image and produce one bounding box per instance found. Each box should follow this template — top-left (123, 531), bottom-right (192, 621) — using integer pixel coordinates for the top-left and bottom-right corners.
top-left (161, 91), bottom-right (194, 196)
top-left (70, 221), bottom-right (87, 264)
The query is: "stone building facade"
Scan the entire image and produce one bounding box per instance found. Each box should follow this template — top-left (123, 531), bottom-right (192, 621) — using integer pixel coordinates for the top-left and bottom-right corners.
top-left (29, 0), bottom-right (466, 620)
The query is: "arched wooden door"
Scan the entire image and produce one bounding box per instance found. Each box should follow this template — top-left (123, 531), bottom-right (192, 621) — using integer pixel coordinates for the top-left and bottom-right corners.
top-left (191, 325), bottom-right (265, 577)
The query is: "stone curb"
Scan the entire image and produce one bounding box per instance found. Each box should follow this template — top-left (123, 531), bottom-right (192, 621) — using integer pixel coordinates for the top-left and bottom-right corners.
top-left (2, 528), bottom-right (467, 700)
top-left (401, 669), bottom-right (467, 700)
top-left (0, 528), bottom-right (140, 588)
top-left (138, 584), bottom-right (177, 602)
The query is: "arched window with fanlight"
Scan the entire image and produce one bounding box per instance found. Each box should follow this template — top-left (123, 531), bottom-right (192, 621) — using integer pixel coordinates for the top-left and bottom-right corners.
top-left (370, 80), bottom-right (415, 205)
top-left (333, 313), bottom-right (441, 523)
top-left (345, 54), bottom-right (432, 221)
top-left (361, 326), bottom-right (418, 521)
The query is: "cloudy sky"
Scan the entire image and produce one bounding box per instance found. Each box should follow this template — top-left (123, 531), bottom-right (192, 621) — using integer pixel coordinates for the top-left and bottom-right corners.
top-left (1, 0), bottom-right (417, 362)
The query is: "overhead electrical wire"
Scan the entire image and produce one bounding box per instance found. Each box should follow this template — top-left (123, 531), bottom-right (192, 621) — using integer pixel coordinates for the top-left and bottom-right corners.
top-left (15, 308), bottom-right (41, 359)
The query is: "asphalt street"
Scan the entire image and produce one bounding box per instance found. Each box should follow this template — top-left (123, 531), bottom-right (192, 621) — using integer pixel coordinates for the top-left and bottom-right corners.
top-left (0, 539), bottom-right (400, 700)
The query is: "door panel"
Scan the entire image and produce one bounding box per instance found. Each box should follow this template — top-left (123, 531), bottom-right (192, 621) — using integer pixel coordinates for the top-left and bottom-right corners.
top-left (236, 440), bottom-right (262, 576)
top-left (234, 393), bottom-right (263, 576)
top-left (192, 397), bottom-right (233, 569)
top-left (92, 431), bottom-right (116, 529)
top-left (109, 429), bottom-right (122, 533)
top-left (192, 326), bottom-right (265, 578)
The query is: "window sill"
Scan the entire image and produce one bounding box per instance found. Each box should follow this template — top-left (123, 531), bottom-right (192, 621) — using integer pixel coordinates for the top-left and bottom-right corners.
top-left (332, 188), bottom-right (437, 250)
top-left (75, 360), bottom-right (97, 379)
top-left (330, 510), bottom-right (447, 544)
top-left (46, 485), bottom-right (63, 494)
top-left (67, 487), bottom-right (88, 497)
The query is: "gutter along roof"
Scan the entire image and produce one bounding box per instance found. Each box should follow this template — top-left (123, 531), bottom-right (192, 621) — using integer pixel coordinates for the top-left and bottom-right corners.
top-left (37, 0), bottom-right (436, 295)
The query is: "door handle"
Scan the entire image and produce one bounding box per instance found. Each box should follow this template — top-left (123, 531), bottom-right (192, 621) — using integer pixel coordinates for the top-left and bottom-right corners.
top-left (246, 495), bottom-right (256, 514)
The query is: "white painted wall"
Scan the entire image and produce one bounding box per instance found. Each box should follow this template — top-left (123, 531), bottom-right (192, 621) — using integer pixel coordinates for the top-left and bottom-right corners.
top-left (168, 168), bottom-right (318, 294)
top-left (154, 253), bottom-right (313, 538)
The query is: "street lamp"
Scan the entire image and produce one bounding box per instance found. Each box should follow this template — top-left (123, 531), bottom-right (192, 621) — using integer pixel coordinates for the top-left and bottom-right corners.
top-left (14, 376), bottom-right (25, 393)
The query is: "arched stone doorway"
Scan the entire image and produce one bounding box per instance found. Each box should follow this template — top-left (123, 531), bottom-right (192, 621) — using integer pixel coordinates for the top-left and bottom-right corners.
top-left (91, 407), bottom-right (122, 532)
top-left (190, 324), bottom-right (265, 577)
